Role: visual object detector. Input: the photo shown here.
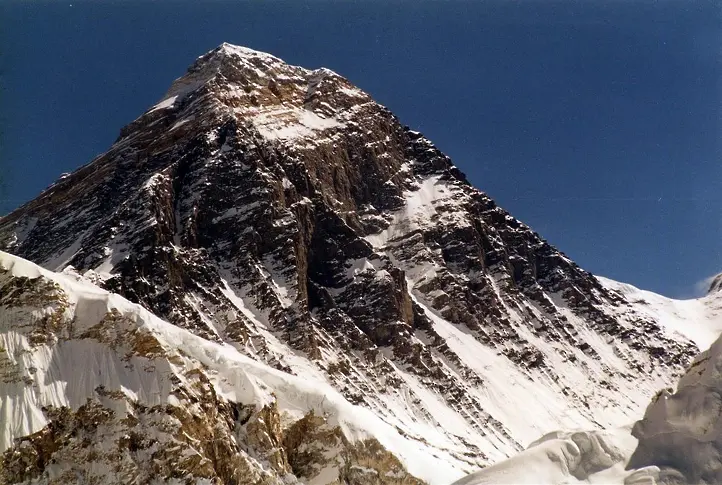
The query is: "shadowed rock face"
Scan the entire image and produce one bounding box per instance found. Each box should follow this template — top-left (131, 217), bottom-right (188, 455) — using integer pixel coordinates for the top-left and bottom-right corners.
top-left (0, 44), bottom-right (699, 481)
top-left (708, 273), bottom-right (722, 295)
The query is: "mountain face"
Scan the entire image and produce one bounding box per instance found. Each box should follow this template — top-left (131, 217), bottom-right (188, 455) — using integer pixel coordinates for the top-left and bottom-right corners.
top-left (0, 44), bottom-right (707, 484)
top-left (450, 286), bottom-right (722, 485)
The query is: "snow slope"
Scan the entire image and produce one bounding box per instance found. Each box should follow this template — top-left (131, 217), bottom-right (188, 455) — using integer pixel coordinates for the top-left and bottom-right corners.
top-left (452, 327), bottom-right (722, 485)
top-left (3, 248), bottom-right (712, 485)
top-left (597, 276), bottom-right (722, 351)
top-left (452, 281), bottom-right (722, 485)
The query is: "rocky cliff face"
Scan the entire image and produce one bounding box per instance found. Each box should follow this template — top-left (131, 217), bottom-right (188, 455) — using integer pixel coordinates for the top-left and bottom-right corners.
top-left (0, 44), bottom-right (703, 484)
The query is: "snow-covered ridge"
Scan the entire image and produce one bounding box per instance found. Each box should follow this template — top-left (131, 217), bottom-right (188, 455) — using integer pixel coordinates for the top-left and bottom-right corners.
top-left (596, 275), bottom-right (722, 351)
top-left (217, 42), bottom-right (283, 61)
top-left (627, 330), bottom-right (722, 484)
top-left (450, 426), bottom-right (643, 485)
top-left (147, 41), bottom-right (362, 141)
top-left (150, 43), bottom-right (285, 111)
top-left (0, 250), bottom-right (465, 483)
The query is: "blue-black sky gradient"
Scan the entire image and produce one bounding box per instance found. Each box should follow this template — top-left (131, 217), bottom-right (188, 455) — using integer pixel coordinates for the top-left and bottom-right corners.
top-left (1, 0), bottom-right (720, 298)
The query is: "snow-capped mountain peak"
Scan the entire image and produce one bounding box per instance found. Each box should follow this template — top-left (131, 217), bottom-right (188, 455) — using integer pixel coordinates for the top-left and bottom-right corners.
top-left (0, 45), bottom-right (711, 484)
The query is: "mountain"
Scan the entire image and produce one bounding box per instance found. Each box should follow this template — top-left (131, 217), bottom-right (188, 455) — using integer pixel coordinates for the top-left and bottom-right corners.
top-left (0, 44), bottom-right (711, 484)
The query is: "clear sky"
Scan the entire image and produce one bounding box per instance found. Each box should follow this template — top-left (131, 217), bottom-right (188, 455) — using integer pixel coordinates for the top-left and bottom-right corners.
top-left (1, 0), bottom-right (720, 298)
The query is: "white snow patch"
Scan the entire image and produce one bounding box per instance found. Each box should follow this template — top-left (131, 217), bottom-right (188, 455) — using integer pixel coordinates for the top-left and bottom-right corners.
top-left (249, 107), bottom-right (344, 142)
top-left (149, 95), bottom-right (179, 112)
top-left (364, 175), bottom-right (468, 248)
top-left (4, 217), bottom-right (38, 249)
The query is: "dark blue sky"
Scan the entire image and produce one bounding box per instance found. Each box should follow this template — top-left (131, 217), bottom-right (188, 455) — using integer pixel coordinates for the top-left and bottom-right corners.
top-left (1, 1), bottom-right (720, 298)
